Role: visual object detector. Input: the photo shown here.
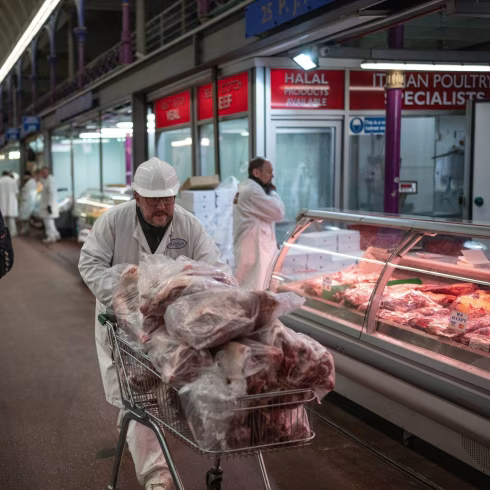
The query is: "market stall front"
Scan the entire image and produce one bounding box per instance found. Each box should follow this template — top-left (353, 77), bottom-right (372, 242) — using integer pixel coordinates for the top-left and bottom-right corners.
top-left (269, 210), bottom-right (490, 475)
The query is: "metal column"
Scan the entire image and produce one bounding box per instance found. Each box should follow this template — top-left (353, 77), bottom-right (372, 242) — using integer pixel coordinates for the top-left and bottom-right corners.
top-left (132, 92), bottom-right (147, 175)
top-left (212, 66), bottom-right (221, 177)
top-left (384, 26), bottom-right (404, 214)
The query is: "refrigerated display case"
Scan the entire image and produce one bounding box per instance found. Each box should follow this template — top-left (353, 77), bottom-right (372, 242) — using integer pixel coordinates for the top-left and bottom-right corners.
top-left (269, 210), bottom-right (490, 475)
top-left (73, 186), bottom-right (132, 242)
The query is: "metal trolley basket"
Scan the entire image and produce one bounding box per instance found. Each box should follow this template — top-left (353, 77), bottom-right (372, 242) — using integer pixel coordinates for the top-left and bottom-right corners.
top-left (99, 315), bottom-right (316, 490)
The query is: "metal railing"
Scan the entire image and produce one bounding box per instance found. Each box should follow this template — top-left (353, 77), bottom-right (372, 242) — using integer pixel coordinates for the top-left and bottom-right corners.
top-left (23, 0), bottom-right (241, 117)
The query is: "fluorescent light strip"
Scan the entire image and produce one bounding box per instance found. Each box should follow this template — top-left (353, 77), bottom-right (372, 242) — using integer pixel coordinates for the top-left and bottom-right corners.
top-left (0, 0), bottom-right (63, 83)
top-left (361, 62), bottom-right (490, 72)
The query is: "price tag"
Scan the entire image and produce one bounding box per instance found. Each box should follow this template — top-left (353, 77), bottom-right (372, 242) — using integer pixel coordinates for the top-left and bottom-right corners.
top-left (322, 277), bottom-right (332, 291)
top-left (448, 310), bottom-right (468, 333)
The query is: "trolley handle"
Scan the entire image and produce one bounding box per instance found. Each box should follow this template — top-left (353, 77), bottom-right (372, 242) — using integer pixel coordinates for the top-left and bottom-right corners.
top-left (98, 312), bottom-right (117, 326)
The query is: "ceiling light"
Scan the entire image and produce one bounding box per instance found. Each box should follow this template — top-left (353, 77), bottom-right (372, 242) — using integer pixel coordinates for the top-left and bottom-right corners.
top-left (116, 122), bottom-right (133, 129)
top-left (147, 114), bottom-right (155, 122)
top-left (0, 0), bottom-right (62, 84)
top-left (171, 137), bottom-right (192, 147)
top-left (201, 138), bottom-right (210, 146)
top-left (361, 62), bottom-right (490, 72)
top-left (0, 155), bottom-right (5, 160)
top-left (9, 151), bottom-right (20, 160)
top-left (241, 131), bottom-right (249, 137)
top-left (101, 128), bottom-right (132, 138)
top-left (293, 53), bottom-right (317, 71)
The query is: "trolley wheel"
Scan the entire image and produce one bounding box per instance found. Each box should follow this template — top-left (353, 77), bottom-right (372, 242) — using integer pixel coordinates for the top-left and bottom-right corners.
top-left (206, 468), bottom-right (223, 490)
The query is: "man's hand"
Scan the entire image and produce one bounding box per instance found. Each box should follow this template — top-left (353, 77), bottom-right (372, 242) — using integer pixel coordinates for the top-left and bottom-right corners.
top-left (47, 206), bottom-right (52, 215)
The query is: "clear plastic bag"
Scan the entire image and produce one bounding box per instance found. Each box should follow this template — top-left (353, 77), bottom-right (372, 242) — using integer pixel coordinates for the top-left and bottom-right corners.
top-left (215, 339), bottom-right (284, 394)
top-left (178, 367), bottom-right (246, 450)
top-left (147, 331), bottom-right (213, 388)
top-left (253, 321), bottom-right (335, 402)
top-left (165, 290), bottom-right (305, 350)
top-left (112, 264), bottom-right (145, 349)
top-left (139, 254), bottom-right (238, 317)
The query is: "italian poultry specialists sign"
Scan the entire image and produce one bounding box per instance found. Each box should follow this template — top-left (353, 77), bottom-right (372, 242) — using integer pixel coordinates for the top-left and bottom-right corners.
top-left (350, 71), bottom-right (490, 110)
top-left (271, 69), bottom-right (344, 110)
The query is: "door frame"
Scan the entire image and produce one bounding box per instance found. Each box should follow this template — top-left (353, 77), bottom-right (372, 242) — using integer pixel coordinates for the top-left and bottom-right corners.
top-left (267, 118), bottom-right (343, 209)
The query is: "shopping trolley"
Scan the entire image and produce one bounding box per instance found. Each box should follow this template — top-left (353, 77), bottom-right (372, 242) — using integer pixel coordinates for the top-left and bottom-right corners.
top-left (99, 315), bottom-right (316, 490)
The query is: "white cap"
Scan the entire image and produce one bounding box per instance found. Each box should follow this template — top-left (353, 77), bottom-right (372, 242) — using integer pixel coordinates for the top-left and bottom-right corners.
top-left (132, 157), bottom-right (180, 197)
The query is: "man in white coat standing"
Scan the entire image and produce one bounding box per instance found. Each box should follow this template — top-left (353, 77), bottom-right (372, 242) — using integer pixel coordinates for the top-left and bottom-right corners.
top-left (233, 157), bottom-right (285, 290)
top-left (18, 171), bottom-right (38, 236)
top-left (0, 171), bottom-right (19, 236)
top-left (79, 157), bottom-right (228, 490)
top-left (39, 167), bottom-right (60, 243)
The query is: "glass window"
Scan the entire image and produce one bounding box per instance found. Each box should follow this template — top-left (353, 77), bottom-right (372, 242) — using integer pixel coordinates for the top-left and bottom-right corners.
top-left (51, 127), bottom-right (72, 201)
top-left (275, 126), bottom-right (336, 223)
top-left (101, 103), bottom-right (132, 187)
top-left (219, 118), bottom-right (249, 181)
top-left (156, 127), bottom-right (192, 185)
top-left (200, 123), bottom-right (215, 176)
top-left (0, 146), bottom-right (21, 176)
top-left (349, 115), bottom-right (465, 218)
top-left (72, 118), bottom-right (101, 198)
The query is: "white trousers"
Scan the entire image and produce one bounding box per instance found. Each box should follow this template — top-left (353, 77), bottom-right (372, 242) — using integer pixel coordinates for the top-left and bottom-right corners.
top-left (117, 410), bottom-right (171, 486)
top-left (7, 217), bottom-right (17, 236)
top-left (43, 218), bottom-right (60, 240)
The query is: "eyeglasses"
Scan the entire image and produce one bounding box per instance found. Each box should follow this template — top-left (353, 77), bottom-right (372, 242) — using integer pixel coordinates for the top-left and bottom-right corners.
top-left (145, 196), bottom-right (176, 206)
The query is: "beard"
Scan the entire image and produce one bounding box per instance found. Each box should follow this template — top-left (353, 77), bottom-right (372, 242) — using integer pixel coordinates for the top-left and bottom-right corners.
top-left (144, 209), bottom-right (173, 227)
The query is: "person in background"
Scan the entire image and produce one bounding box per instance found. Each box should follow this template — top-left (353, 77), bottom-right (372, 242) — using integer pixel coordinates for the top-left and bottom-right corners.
top-left (0, 209), bottom-right (14, 278)
top-left (39, 167), bottom-right (60, 243)
top-left (0, 170), bottom-right (19, 236)
top-left (79, 157), bottom-right (228, 490)
top-left (233, 157), bottom-right (285, 290)
top-left (18, 170), bottom-right (38, 236)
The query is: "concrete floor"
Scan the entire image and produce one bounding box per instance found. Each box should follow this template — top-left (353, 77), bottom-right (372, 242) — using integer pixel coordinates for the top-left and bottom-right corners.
top-left (0, 235), bottom-right (489, 490)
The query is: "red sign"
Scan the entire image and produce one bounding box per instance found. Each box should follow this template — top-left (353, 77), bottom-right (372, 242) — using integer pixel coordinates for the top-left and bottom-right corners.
top-left (155, 90), bottom-right (191, 128)
top-left (270, 69), bottom-right (345, 110)
top-left (198, 73), bottom-right (249, 120)
top-left (350, 71), bottom-right (490, 110)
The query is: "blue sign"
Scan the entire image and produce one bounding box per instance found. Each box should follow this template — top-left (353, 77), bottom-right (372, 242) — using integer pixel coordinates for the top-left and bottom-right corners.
top-left (22, 116), bottom-right (41, 134)
top-left (349, 117), bottom-right (386, 135)
top-left (364, 117), bottom-right (386, 134)
top-left (6, 128), bottom-right (20, 142)
top-left (246, 0), bottom-right (337, 37)
top-left (350, 117), bottom-right (363, 134)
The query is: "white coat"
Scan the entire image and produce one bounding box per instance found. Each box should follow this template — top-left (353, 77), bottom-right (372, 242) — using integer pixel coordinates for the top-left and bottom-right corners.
top-left (233, 178), bottom-right (285, 290)
top-left (19, 178), bottom-right (37, 220)
top-left (0, 175), bottom-right (19, 218)
top-left (78, 200), bottom-right (229, 408)
top-left (39, 175), bottom-right (59, 219)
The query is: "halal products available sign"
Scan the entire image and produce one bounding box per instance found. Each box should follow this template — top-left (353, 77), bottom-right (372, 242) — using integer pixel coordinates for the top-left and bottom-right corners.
top-left (271, 69), bottom-right (344, 110)
top-left (350, 71), bottom-right (490, 110)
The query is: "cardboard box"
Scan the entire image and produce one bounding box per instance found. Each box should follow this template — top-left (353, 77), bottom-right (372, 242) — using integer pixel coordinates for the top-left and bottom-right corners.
top-left (180, 190), bottom-right (216, 202)
top-left (337, 229), bottom-right (361, 251)
top-left (282, 250), bottom-right (308, 273)
top-left (180, 175), bottom-right (220, 190)
top-left (297, 231), bottom-right (338, 251)
top-left (180, 200), bottom-right (215, 213)
top-left (193, 210), bottom-right (215, 224)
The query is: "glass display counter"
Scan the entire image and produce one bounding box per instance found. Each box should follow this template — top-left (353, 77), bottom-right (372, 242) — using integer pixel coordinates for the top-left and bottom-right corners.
top-left (269, 211), bottom-right (490, 374)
